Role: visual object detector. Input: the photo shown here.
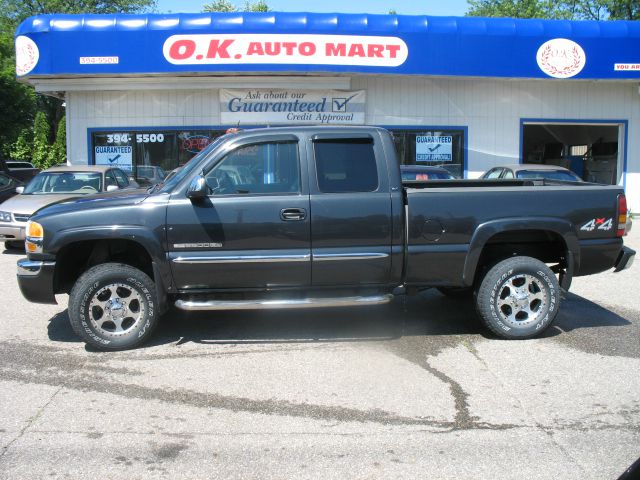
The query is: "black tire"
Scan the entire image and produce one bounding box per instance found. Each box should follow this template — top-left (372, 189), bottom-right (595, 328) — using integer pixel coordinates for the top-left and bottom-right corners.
top-left (437, 286), bottom-right (473, 298)
top-left (475, 256), bottom-right (560, 339)
top-left (4, 241), bottom-right (23, 250)
top-left (68, 263), bottom-right (159, 350)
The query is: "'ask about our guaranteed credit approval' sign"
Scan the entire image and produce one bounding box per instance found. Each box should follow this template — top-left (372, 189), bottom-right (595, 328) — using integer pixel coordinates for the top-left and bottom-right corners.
top-left (220, 89), bottom-right (366, 125)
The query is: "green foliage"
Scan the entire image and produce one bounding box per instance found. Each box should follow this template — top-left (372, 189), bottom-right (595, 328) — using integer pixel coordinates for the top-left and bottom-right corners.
top-left (203, 0), bottom-right (271, 12)
top-left (203, 0), bottom-right (237, 12)
top-left (467, 0), bottom-right (567, 18)
top-left (9, 129), bottom-right (32, 161)
top-left (606, 0), bottom-right (640, 20)
top-left (389, 9), bottom-right (398, 14)
top-left (0, 0), bottom-right (157, 28)
top-left (244, 0), bottom-right (270, 12)
top-left (0, 0), bottom-right (156, 159)
top-left (31, 112), bottom-right (50, 169)
top-left (48, 115), bottom-right (67, 166)
top-left (466, 0), bottom-right (639, 19)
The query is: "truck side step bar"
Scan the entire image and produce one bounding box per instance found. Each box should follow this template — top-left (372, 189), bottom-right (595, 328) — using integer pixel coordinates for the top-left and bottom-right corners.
top-left (174, 294), bottom-right (394, 311)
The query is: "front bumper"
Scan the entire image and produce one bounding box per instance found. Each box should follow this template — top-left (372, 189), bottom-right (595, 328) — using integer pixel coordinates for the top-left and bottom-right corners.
top-left (0, 223), bottom-right (26, 241)
top-left (614, 246), bottom-right (636, 273)
top-left (16, 258), bottom-right (57, 304)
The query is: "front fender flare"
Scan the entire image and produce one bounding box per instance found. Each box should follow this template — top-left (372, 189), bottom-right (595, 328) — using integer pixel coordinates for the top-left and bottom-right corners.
top-left (48, 225), bottom-right (171, 311)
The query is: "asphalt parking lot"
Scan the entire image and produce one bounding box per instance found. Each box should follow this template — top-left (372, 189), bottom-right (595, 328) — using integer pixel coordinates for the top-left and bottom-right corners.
top-left (0, 231), bottom-right (638, 480)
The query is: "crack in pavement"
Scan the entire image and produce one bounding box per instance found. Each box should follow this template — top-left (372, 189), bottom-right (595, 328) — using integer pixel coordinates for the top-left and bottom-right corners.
top-left (0, 385), bottom-right (63, 460)
top-left (0, 340), bottom-right (515, 431)
top-left (463, 341), bottom-right (590, 476)
top-left (385, 336), bottom-right (480, 430)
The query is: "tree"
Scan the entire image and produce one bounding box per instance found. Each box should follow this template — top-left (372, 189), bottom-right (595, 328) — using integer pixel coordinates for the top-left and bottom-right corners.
top-left (606, 0), bottom-right (640, 19)
top-left (9, 129), bottom-right (32, 161)
top-left (203, 0), bottom-right (271, 12)
top-left (466, 0), bottom-right (640, 20)
top-left (0, 0), bottom-right (157, 159)
top-left (32, 111), bottom-right (50, 169)
top-left (48, 115), bottom-right (66, 166)
top-left (466, 0), bottom-right (568, 19)
top-left (203, 0), bottom-right (236, 12)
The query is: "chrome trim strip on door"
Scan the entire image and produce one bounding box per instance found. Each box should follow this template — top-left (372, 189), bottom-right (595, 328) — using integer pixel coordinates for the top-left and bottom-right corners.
top-left (172, 254), bottom-right (311, 264)
top-left (312, 253), bottom-right (389, 262)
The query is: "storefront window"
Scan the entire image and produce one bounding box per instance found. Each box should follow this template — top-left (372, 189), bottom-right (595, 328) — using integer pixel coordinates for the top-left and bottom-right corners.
top-left (92, 129), bottom-right (227, 186)
top-left (390, 129), bottom-right (465, 179)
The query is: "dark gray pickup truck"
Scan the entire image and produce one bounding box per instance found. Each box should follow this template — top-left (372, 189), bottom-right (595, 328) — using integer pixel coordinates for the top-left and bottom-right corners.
top-left (16, 126), bottom-right (635, 350)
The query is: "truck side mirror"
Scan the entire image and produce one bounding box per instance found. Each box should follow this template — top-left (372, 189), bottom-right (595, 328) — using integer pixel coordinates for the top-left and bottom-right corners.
top-left (15, 186), bottom-right (24, 194)
top-left (106, 185), bottom-right (119, 192)
top-left (186, 175), bottom-right (209, 200)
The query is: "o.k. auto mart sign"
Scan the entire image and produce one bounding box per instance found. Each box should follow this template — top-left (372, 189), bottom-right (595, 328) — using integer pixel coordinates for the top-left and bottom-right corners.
top-left (220, 89), bottom-right (366, 125)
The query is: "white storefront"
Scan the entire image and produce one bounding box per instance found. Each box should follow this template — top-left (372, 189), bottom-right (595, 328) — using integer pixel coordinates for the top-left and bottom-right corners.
top-left (16, 12), bottom-right (640, 209)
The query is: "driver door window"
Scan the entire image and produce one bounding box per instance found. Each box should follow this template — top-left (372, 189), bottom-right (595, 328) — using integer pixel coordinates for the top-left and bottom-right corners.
top-left (205, 142), bottom-right (300, 195)
top-left (105, 171), bottom-right (119, 190)
top-left (485, 168), bottom-right (503, 179)
top-left (0, 173), bottom-right (11, 188)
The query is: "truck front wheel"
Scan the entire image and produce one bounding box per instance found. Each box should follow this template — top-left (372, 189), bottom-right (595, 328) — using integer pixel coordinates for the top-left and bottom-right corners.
top-left (475, 256), bottom-right (560, 339)
top-left (68, 263), bottom-right (159, 350)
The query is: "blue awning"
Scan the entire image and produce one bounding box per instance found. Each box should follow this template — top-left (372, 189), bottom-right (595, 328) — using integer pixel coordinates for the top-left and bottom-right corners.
top-left (15, 12), bottom-right (640, 80)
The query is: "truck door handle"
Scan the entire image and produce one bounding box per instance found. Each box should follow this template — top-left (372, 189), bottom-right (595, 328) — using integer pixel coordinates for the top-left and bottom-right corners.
top-left (280, 208), bottom-right (306, 221)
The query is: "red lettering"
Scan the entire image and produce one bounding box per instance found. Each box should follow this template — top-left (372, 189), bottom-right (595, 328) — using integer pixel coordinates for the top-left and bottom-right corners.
top-left (264, 42), bottom-right (281, 56)
top-left (367, 44), bottom-right (384, 58)
top-left (206, 39), bottom-right (234, 59)
top-left (169, 39), bottom-right (196, 60)
top-left (348, 43), bottom-right (365, 57)
top-left (386, 45), bottom-right (401, 58)
top-left (326, 43), bottom-right (346, 56)
top-left (282, 42), bottom-right (297, 55)
top-left (299, 42), bottom-right (316, 56)
top-left (247, 42), bottom-right (264, 56)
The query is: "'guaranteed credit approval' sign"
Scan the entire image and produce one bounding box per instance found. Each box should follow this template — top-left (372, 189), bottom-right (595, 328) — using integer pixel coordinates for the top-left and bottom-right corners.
top-left (416, 136), bottom-right (453, 162)
top-left (220, 89), bottom-right (365, 125)
top-left (95, 146), bottom-right (133, 170)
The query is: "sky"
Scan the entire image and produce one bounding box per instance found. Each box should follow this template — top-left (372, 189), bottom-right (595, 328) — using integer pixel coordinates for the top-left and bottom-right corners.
top-left (155, 0), bottom-right (470, 16)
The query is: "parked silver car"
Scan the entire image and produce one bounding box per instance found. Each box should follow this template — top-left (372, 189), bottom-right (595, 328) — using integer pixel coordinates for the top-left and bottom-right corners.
top-left (481, 164), bottom-right (582, 182)
top-left (0, 165), bottom-right (137, 249)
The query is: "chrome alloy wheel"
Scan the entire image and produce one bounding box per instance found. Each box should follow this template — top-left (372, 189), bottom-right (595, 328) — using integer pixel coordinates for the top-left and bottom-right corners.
top-left (88, 283), bottom-right (145, 336)
top-left (496, 273), bottom-right (547, 328)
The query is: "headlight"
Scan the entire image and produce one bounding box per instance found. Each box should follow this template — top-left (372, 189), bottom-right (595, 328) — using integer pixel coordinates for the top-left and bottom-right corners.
top-left (0, 211), bottom-right (11, 222)
top-left (25, 220), bottom-right (43, 253)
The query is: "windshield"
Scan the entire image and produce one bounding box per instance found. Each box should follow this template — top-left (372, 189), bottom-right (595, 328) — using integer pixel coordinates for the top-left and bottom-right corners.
top-left (157, 134), bottom-right (230, 194)
top-left (23, 172), bottom-right (102, 195)
top-left (138, 166), bottom-right (166, 179)
top-left (516, 170), bottom-right (581, 181)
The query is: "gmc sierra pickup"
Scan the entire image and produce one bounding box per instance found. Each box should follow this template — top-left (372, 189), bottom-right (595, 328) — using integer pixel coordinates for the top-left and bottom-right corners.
top-left (15, 127), bottom-right (635, 350)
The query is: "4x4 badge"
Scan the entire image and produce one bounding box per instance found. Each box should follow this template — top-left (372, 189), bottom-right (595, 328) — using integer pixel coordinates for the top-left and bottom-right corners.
top-left (580, 218), bottom-right (613, 232)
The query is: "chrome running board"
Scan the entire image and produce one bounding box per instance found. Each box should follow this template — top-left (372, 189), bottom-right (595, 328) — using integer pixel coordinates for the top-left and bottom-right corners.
top-left (175, 294), bottom-right (394, 311)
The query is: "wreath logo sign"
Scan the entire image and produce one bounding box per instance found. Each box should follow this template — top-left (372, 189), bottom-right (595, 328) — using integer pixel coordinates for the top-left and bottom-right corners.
top-left (536, 38), bottom-right (586, 79)
top-left (15, 35), bottom-right (39, 76)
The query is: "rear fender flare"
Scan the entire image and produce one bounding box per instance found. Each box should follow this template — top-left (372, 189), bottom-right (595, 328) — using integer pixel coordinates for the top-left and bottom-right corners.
top-left (462, 217), bottom-right (579, 287)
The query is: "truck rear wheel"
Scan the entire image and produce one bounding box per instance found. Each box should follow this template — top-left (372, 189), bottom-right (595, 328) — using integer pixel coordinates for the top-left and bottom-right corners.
top-left (475, 256), bottom-right (560, 339)
top-left (68, 263), bottom-right (158, 350)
